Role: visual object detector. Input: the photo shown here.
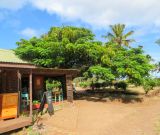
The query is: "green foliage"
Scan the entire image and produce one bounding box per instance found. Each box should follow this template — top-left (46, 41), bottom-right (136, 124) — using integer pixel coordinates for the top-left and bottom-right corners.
top-left (15, 26), bottom-right (104, 69)
top-left (156, 78), bottom-right (160, 86)
top-left (104, 24), bottom-right (135, 47)
top-left (114, 81), bottom-right (128, 90)
top-left (79, 81), bottom-right (90, 88)
top-left (33, 100), bottom-right (40, 105)
top-left (84, 65), bottom-right (115, 82)
top-left (15, 25), bottom-right (154, 88)
top-left (46, 79), bottom-right (62, 91)
top-left (102, 44), bottom-right (154, 85)
top-left (142, 78), bottom-right (157, 94)
top-left (155, 62), bottom-right (160, 72)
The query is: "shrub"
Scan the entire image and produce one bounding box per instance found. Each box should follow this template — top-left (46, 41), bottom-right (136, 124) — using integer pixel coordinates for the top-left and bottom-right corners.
top-left (155, 78), bottom-right (160, 86)
top-left (73, 77), bottom-right (86, 86)
top-left (94, 83), bottom-right (101, 89)
top-left (46, 79), bottom-right (62, 91)
top-left (79, 81), bottom-right (90, 88)
top-left (142, 78), bottom-right (156, 94)
top-left (114, 81), bottom-right (128, 91)
top-left (101, 82), bottom-right (112, 88)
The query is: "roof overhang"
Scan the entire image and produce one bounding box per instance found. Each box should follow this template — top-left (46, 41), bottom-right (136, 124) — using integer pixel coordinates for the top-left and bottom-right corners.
top-left (0, 62), bottom-right (79, 76)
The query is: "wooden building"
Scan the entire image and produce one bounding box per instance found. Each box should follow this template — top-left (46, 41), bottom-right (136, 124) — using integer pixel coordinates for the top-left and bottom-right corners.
top-left (0, 49), bottom-right (78, 134)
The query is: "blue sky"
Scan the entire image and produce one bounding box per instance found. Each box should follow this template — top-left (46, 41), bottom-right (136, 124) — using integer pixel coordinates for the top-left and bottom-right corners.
top-left (0, 0), bottom-right (160, 63)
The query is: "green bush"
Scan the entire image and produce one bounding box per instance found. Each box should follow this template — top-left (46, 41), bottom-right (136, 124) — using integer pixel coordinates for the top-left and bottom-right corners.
top-left (46, 79), bottom-right (62, 91)
top-left (90, 81), bottom-right (112, 89)
top-left (114, 81), bottom-right (128, 90)
top-left (155, 78), bottom-right (160, 86)
top-left (79, 81), bottom-right (90, 88)
top-left (73, 77), bottom-right (86, 86)
top-left (93, 83), bottom-right (101, 89)
top-left (142, 78), bottom-right (156, 94)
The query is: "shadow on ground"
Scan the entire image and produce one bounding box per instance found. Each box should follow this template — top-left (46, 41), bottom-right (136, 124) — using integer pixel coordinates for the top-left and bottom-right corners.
top-left (74, 89), bottom-right (144, 103)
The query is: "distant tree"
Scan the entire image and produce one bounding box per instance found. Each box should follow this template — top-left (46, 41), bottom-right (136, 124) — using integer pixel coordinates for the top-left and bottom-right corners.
top-left (104, 24), bottom-right (135, 47)
top-left (101, 43), bottom-right (154, 85)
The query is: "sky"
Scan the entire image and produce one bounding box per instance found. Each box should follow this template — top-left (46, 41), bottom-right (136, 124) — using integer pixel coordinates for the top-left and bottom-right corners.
top-left (0, 0), bottom-right (160, 63)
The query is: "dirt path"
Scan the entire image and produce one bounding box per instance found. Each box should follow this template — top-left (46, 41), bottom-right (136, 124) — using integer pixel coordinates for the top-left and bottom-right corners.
top-left (36, 97), bottom-right (160, 135)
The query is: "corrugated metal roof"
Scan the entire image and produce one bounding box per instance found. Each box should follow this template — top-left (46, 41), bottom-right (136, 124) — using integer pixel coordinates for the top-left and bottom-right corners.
top-left (0, 49), bottom-right (29, 64)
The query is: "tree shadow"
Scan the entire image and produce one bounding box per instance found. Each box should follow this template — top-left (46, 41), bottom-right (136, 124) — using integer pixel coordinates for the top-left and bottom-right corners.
top-left (74, 89), bottom-right (144, 103)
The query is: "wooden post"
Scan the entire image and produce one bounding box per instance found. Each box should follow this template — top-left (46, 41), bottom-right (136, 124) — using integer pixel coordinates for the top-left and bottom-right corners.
top-left (17, 70), bottom-right (21, 117)
top-left (29, 70), bottom-right (33, 117)
top-left (66, 75), bottom-right (73, 102)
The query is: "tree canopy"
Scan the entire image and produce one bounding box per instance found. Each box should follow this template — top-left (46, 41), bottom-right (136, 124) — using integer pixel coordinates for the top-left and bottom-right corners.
top-left (15, 26), bottom-right (105, 68)
top-left (84, 43), bottom-right (153, 85)
top-left (15, 25), bottom-right (154, 85)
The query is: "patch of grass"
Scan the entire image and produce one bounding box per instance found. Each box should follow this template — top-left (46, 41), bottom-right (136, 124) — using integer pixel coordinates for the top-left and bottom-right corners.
top-left (9, 126), bottom-right (41, 135)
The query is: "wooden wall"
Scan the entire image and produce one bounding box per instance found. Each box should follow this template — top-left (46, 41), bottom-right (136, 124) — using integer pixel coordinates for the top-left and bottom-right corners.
top-left (0, 71), bottom-right (2, 91)
top-left (0, 70), bottom-right (18, 93)
top-left (66, 75), bottom-right (73, 102)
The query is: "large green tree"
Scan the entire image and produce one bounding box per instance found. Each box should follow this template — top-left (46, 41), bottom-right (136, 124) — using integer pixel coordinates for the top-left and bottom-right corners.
top-left (101, 43), bottom-right (154, 84)
top-left (104, 24), bottom-right (135, 47)
top-left (83, 42), bottom-right (154, 85)
top-left (15, 25), bottom-right (154, 86)
top-left (15, 26), bottom-right (105, 69)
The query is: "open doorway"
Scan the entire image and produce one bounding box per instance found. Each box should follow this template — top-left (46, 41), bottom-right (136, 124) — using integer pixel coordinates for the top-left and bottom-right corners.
top-left (21, 76), bottom-right (29, 94)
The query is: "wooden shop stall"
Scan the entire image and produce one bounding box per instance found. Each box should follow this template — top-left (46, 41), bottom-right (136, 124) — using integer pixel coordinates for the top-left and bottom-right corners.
top-left (0, 49), bottom-right (78, 134)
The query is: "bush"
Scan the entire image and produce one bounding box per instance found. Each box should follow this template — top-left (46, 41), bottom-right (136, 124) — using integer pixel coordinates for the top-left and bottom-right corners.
top-left (79, 81), bottom-right (90, 88)
top-left (90, 81), bottom-right (112, 89)
top-left (101, 82), bottom-right (112, 88)
top-left (114, 81), bottom-right (128, 91)
top-left (155, 78), bottom-right (160, 86)
top-left (92, 83), bottom-right (99, 89)
top-left (142, 78), bottom-right (156, 94)
top-left (46, 79), bottom-right (62, 91)
top-left (73, 77), bottom-right (86, 86)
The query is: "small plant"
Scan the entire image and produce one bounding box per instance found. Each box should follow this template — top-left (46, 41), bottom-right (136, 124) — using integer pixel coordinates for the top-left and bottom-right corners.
top-left (46, 79), bottom-right (62, 92)
top-left (33, 100), bottom-right (40, 105)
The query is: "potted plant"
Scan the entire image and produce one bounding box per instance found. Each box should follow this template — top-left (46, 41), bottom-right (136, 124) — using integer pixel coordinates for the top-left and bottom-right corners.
top-left (32, 100), bottom-right (40, 109)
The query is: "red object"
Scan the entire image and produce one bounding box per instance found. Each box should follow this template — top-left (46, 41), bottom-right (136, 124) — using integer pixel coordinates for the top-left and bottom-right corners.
top-left (33, 102), bottom-right (60, 110)
top-left (33, 104), bottom-right (40, 109)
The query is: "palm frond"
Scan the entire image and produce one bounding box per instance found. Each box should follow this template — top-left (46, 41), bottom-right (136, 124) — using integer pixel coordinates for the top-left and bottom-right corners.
top-left (123, 31), bottom-right (134, 38)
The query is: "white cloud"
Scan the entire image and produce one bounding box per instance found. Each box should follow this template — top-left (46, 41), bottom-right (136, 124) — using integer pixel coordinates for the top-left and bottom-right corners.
top-left (0, 0), bottom-right (28, 10)
top-left (1, 0), bottom-right (160, 27)
top-left (20, 28), bottom-right (38, 37)
top-left (29, 0), bottom-right (160, 27)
